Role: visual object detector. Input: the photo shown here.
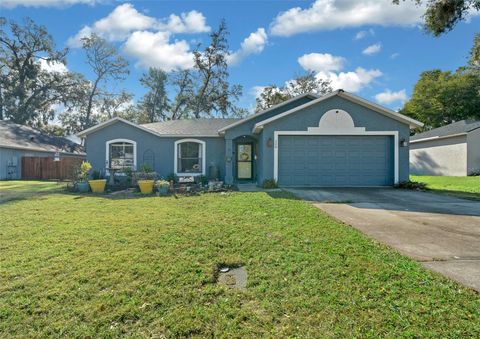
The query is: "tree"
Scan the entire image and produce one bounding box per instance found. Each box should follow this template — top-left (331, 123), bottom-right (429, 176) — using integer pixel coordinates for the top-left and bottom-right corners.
top-left (402, 35), bottom-right (480, 129)
top-left (255, 71), bottom-right (332, 112)
top-left (81, 33), bottom-right (129, 128)
top-left (393, 0), bottom-right (480, 36)
top-left (170, 20), bottom-right (243, 118)
top-left (401, 69), bottom-right (480, 129)
top-left (468, 33), bottom-right (480, 74)
top-left (137, 68), bottom-right (169, 123)
top-left (0, 17), bottom-right (83, 126)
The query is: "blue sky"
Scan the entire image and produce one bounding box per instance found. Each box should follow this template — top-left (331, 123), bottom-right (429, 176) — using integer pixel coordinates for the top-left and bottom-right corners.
top-left (2, 0), bottom-right (479, 112)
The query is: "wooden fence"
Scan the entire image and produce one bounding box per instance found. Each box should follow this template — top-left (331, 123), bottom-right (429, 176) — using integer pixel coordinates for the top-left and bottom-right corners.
top-left (21, 156), bottom-right (85, 180)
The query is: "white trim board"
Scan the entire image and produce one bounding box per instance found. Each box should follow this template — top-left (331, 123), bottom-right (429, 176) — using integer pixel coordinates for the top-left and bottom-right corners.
top-left (410, 132), bottom-right (467, 144)
top-left (174, 138), bottom-right (206, 176)
top-left (253, 90), bottom-right (423, 133)
top-left (273, 130), bottom-right (399, 185)
top-left (105, 138), bottom-right (137, 172)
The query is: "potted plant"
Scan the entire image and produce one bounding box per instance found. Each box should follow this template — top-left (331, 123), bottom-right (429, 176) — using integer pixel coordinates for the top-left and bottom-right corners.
top-left (76, 161), bottom-right (92, 193)
top-left (137, 164), bottom-right (155, 194)
top-left (89, 170), bottom-right (107, 193)
top-left (156, 179), bottom-right (170, 196)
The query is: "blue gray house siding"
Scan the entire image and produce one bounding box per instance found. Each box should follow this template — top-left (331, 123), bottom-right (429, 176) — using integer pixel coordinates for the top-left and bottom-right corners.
top-left (223, 96), bottom-right (314, 184)
top-left (258, 96), bottom-right (410, 183)
top-left (85, 121), bottom-right (226, 179)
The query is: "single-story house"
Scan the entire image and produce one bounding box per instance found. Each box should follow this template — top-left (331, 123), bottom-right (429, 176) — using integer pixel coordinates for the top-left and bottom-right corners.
top-left (78, 90), bottom-right (423, 187)
top-left (410, 120), bottom-right (480, 176)
top-left (0, 121), bottom-right (85, 180)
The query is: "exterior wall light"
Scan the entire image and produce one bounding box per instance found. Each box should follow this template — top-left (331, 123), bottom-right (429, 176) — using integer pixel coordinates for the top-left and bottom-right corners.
top-left (400, 138), bottom-right (408, 147)
top-left (267, 137), bottom-right (273, 148)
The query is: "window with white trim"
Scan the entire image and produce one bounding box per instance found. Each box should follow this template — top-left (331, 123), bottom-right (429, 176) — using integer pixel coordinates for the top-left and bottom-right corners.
top-left (109, 141), bottom-right (134, 169)
top-left (177, 141), bottom-right (203, 174)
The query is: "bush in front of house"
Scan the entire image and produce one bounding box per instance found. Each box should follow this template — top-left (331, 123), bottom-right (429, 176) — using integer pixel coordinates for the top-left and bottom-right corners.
top-left (394, 180), bottom-right (427, 190)
top-left (262, 179), bottom-right (278, 189)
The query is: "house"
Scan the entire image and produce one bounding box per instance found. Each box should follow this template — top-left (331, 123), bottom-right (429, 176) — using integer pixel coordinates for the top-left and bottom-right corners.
top-left (0, 121), bottom-right (85, 180)
top-left (77, 90), bottom-right (423, 187)
top-left (410, 120), bottom-right (480, 176)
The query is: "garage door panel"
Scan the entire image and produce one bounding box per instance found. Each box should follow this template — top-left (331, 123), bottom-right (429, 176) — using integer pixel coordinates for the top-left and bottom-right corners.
top-left (278, 135), bottom-right (394, 187)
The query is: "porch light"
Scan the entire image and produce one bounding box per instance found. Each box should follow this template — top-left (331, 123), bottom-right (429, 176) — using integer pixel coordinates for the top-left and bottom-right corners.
top-left (267, 137), bottom-right (273, 148)
top-left (400, 138), bottom-right (408, 147)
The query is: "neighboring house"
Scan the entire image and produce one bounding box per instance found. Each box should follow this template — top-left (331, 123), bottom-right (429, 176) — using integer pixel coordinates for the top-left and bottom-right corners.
top-left (0, 121), bottom-right (85, 180)
top-left (410, 120), bottom-right (480, 176)
top-left (78, 90), bottom-right (423, 187)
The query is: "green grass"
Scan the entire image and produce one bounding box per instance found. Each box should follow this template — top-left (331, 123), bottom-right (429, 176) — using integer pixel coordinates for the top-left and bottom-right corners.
top-left (0, 180), bottom-right (67, 203)
top-left (0, 181), bottom-right (479, 337)
top-left (411, 175), bottom-right (480, 200)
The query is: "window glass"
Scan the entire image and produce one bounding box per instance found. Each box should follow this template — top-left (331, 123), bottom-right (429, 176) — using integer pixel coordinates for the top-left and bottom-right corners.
top-left (178, 142), bottom-right (202, 173)
top-left (109, 142), bottom-right (134, 169)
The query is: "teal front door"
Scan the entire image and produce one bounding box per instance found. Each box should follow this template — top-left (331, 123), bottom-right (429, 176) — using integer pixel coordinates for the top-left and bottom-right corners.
top-left (236, 143), bottom-right (253, 180)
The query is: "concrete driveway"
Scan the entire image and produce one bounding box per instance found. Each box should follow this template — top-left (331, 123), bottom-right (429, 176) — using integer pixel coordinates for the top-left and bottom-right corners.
top-left (285, 188), bottom-right (480, 292)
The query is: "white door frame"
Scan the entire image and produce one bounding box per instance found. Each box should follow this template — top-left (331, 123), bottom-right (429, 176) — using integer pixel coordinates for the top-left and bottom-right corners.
top-left (273, 130), bottom-right (399, 185)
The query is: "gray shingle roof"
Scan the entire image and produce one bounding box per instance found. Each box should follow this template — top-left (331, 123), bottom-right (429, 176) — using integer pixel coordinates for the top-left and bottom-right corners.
top-left (141, 118), bottom-right (241, 136)
top-left (0, 121), bottom-right (85, 154)
top-left (411, 120), bottom-right (480, 141)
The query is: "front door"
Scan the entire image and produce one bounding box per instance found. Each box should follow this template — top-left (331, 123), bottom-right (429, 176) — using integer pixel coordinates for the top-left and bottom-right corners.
top-left (236, 143), bottom-right (253, 180)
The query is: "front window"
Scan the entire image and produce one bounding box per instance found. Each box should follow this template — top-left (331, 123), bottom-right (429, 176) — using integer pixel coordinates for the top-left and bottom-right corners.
top-left (109, 142), bottom-right (134, 169)
top-left (177, 142), bottom-right (202, 173)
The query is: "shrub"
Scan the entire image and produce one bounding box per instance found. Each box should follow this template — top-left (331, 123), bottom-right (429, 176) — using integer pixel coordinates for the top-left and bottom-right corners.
top-left (92, 170), bottom-right (103, 180)
top-left (394, 180), bottom-right (427, 190)
top-left (196, 175), bottom-right (208, 185)
top-left (78, 161), bottom-right (92, 182)
top-left (155, 180), bottom-right (170, 188)
top-left (262, 179), bottom-right (278, 189)
top-left (139, 163), bottom-right (153, 173)
top-left (166, 173), bottom-right (178, 183)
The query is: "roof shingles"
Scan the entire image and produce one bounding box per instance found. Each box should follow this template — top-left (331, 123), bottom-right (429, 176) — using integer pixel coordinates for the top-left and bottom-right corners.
top-left (141, 118), bottom-right (241, 136)
top-left (0, 121), bottom-right (84, 154)
top-left (411, 120), bottom-right (480, 141)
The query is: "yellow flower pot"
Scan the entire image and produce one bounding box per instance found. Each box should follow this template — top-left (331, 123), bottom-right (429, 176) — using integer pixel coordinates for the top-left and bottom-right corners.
top-left (88, 179), bottom-right (106, 193)
top-left (138, 180), bottom-right (154, 194)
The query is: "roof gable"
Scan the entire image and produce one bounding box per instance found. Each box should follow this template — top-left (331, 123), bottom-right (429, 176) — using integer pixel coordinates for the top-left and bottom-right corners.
top-left (252, 90), bottom-right (423, 133)
top-left (218, 93), bottom-right (319, 133)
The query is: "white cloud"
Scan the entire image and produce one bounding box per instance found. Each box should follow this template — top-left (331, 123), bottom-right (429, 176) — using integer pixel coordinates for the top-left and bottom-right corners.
top-left (375, 89), bottom-right (407, 104)
top-left (0, 0), bottom-right (95, 8)
top-left (298, 53), bottom-right (345, 72)
top-left (67, 4), bottom-right (210, 47)
top-left (160, 11), bottom-right (210, 34)
top-left (362, 42), bottom-right (381, 55)
top-left (316, 67), bottom-right (382, 92)
top-left (227, 28), bottom-right (268, 65)
top-left (123, 31), bottom-right (194, 71)
top-left (354, 28), bottom-right (374, 40)
top-left (68, 3), bottom-right (158, 46)
top-left (270, 0), bottom-right (425, 36)
top-left (390, 52), bottom-right (400, 59)
top-left (39, 59), bottom-right (68, 73)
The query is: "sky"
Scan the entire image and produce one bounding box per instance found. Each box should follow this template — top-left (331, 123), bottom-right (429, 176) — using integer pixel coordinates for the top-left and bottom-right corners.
top-left (1, 0), bottom-right (479, 113)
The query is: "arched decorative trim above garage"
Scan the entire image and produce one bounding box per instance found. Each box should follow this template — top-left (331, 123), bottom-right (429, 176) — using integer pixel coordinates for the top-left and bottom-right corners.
top-left (308, 109), bottom-right (366, 133)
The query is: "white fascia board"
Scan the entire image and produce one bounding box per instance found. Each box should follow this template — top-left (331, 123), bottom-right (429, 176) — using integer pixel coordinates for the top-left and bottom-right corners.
top-left (410, 132), bottom-right (468, 144)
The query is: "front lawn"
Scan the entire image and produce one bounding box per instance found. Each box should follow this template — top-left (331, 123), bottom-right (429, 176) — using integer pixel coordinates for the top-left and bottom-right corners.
top-left (411, 175), bottom-right (480, 200)
top-left (0, 182), bottom-right (479, 337)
